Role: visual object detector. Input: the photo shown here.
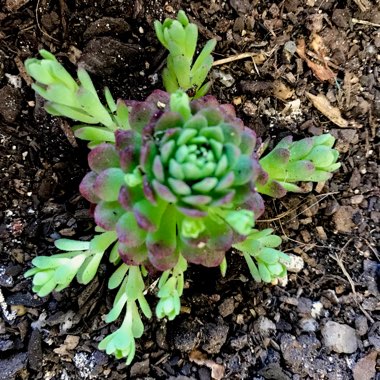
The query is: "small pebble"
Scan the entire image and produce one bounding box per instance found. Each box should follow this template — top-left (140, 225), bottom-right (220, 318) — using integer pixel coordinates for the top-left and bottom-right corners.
top-left (321, 321), bottom-right (358, 353)
top-left (355, 315), bottom-right (368, 336)
top-left (283, 254), bottom-right (304, 273)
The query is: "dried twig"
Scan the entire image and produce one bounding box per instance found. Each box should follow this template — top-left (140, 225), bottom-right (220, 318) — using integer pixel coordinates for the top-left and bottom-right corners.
top-left (352, 18), bottom-right (380, 28)
top-left (330, 239), bottom-right (375, 323)
top-left (36, 0), bottom-right (60, 43)
top-left (257, 192), bottom-right (339, 223)
top-left (213, 52), bottom-right (263, 66)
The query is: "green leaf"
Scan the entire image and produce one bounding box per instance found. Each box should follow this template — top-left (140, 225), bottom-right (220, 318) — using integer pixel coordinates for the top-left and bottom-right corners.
top-left (168, 20), bottom-right (186, 45)
top-left (36, 277), bottom-right (57, 297)
top-left (173, 54), bottom-right (191, 90)
top-left (191, 55), bottom-right (213, 89)
top-left (106, 293), bottom-right (128, 323)
top-left (137, 294), bottom-right (152, 319)
top-left (131, 301), bottom-right (145, 338)
top-left (54, 254), bottom-right (86, 284)
top-left (154, 20), bottom-right (167, 49)
top-left (257, 248), bottom-right (280, 264)
top-left (108, 263), bottom-right (129, 289)
top-left (32, 256), bottom-right (70, 269)
top-left (55, 239), bottom-right (90, 251)
top-left (115, 100), bottom-right (130, 129)
top-left (76, 88), bottom-right (115, 129)
top-left (243, 251), bottom-right (261, 282)
top-left (177, 10), bottom-right (189, 26)
top-left (184, 23), bottom-right (198, 60)
top-left (258, 262), bottom-right (272, 283)
top-left (125, 267), bottom-right (145, 300)
top-left (33, 270), bottom-right (53, 286)
top-left (109, 242), bottom-right (121, 264)
top-left (169, 90), bottom-right (191, 120)
top-left (104, 87), bottom-right (117, 113)
top-left (259, 235), bottom-right (282, 248)
top-left (191, 39), bottom-right (216, 74)
top-left (194, 81), bottom-right (211, 99)
top-left (220, 257), bottom-right (227, 277)
top-left (73, 126), bottom-right (115, 143)
top-left (90, 231), bottom-right (118, 254)
top-left (45, 102), bottom-right (99, 124)
top-left (77, 68), bottom-right (97, 95)
top-left (76, 252), bottom-right (103, 285)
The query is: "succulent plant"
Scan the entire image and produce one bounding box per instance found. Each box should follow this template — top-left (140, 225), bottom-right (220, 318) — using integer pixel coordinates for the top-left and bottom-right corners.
top-left (23, 10), bottom-right (342, 366)
top-left (79, 89), bottom-right (265, 271)
top-left (257, 134), bottom-right (340, 197)
top-left (154, 10), bottom-right (216, 98)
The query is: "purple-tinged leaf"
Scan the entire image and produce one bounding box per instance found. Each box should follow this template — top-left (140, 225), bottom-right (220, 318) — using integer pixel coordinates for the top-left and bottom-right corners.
top-left (79, 171), bottom-right (100, 203)
top-left (190, 95), bottom-right (219, 113)
top-left (180, 240), bottom-right (225, 267)
top-left (127, 101), bottom-right (161, 133)
top-left (154, 112), bottom-right (183, 132)
top-left (118, 185), bottom-right (142, 211)
top-left (160, 140), bottom-right (176, 164)
top-left (116, 212), bottom-right (147, 247)
top-left (152, 180), bottom-right (177, 203)
top-left (177, 206), bottom-right (207, 217)
top-left (219, 103), bottom-right (236, 118)
top-left (233, 155), bottom-right (254, 186)
top-left (145, 89), bottom-right (170, 108)
top-left (148, 249), bottom-right (179, 271)
top-left (275, 135), bottom-right (293, 149)
top-left (168, 178), bottom-right (191, 195)
top-left (93, 168), bottom-right (125, 201)
top-left (241, 192), bottom-right (265, 220)
top-left (240, 128), bottom-right (257, 156)
top-left (210, 190), bottom-right (235, 206)
top-left (133, 199), bottom-right (167, 232)
top-left (182, 195), bottom-right (212, 206)
top-left (146, 205), bottom-right (177, 270)
top-left (152, 156), bottom-right (165, 182)
top-left (192, 177), bottom-right (218, 193)
top-left (94, 201), bottom-right (124, 230)
top-left (118, 244), bottom-right (148, 266)
top-left (214, 172), bottom-right (235, 192)
top-left (183, 114), bottom-right (208, 130)
top-left (140, 141), bottom-right (157, 175)
top-left (256, 180), bottom-right (287, 198)
top-left (142, 176), bottom-right (156, 204)
top-left (88, 143), bottom-right (120, 173)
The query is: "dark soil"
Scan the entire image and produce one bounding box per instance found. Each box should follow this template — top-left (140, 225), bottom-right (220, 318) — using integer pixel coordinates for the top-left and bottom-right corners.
top-left (0, 0), bottom-right (379, 379)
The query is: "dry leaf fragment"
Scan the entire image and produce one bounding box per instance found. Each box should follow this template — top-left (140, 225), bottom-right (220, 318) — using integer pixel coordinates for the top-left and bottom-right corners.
top-left (353, 351), bottom-right (377, 380)
top-left (297, 39), bottom-right (336, 82)
top-left (306, 92), bottom-right (348, 128)
top-left (189, 350), bottom-right (225, 380)
top-left (53, 335), bottom-right (80, 355)
top-left (273, 80), bottom-right (294, 101)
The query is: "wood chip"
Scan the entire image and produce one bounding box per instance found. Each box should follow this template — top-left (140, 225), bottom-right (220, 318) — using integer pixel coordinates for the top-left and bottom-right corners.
top-left (316, 226), bottom-right (328, 241)
top-left (306, 92), bottom-right (348, 127)
top-left (189, 350), bottom-right (225, 380)
top-left (353, 351), bottom-right (377, 380)
top-left (273, 80), bottom-right (294, 101)
top-left (296, 39), bottom-right (336, 82)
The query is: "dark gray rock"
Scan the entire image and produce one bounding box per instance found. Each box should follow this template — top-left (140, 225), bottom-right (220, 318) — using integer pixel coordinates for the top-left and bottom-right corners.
top-left (0, 352), bottom-right (27, 380)
top-left (80, 37), bottom-right (140, 76)
top-left (202, 323), bottom-right (229, 354)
